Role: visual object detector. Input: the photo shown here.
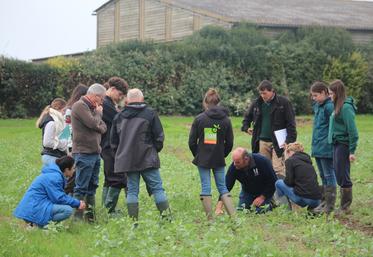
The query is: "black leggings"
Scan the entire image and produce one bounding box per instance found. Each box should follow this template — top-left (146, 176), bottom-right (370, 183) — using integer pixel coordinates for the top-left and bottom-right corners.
top-left (333, 143), bottom-right (352, 188)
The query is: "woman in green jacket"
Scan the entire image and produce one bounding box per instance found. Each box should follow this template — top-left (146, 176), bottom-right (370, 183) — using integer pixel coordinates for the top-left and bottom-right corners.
top-left (328, 80), bottom-right (358, 215)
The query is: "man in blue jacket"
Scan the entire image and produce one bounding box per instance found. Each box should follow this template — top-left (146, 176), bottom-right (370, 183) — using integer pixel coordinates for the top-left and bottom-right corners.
top-left (14, 156), bottom-right (86, 228)
top-left (216, 147), bottom-right (277, 213)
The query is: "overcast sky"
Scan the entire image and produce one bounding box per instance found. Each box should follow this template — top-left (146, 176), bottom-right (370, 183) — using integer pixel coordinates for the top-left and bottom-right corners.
top-left (0, 0), bottom-right (107, 61)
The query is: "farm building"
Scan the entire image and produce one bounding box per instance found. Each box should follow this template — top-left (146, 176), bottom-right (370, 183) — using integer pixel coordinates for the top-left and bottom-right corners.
top-left (94, 0), bottom-right (373, 47)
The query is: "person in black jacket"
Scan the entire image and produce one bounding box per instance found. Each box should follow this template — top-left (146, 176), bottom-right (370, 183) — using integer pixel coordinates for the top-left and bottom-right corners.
top-left (100, 77), bottom-right (128, 214)
top-left (188, 88), bottom-right (235, 219)
top-left (241, 80), bottom-right (297, 178)
top-left (110, 88), bottom-right (170, 222)
top-left (216, 147), bottom-right (277, 214)
top-left (275, 142), bottom-right (321, 209)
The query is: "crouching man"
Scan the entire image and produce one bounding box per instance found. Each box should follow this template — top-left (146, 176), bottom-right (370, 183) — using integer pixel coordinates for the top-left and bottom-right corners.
top-left (216, 147), bottom-right (277, 214)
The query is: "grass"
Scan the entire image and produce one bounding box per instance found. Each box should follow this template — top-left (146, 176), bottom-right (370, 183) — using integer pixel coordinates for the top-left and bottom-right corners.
top-left (0, 116), bottom-right (372, 257)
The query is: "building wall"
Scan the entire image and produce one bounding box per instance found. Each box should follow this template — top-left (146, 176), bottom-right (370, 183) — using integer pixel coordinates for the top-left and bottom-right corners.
top-left (97, 2), bottom-right (115, 47)
top-left (120, 0), bottom-right (140, 41)
top-left (96, 0), bottom-right (373, 47)
top-left (349, 30), bottom-right (373, 45)
top-left (96, 0), bottom-right (231, 47)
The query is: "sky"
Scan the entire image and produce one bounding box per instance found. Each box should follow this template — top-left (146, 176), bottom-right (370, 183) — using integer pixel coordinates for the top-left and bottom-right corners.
top-left (0, 0), bottom-right (108, 61)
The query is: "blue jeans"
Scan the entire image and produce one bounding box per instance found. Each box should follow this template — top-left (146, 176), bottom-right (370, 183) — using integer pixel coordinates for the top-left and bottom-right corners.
top-left (73, 153), bottom-right (101, 196)
top-left (51, 204), bottom-right (74, 222)
top-left (127, 169), bottom-right (167, 204)
top-left (238, 189), bottom-right (273, 213)
top-left (198, 166), bottom-right (229, 196)
top-left (315, 158), bottom-right (336, 186)
top-left (275, 180), bottom-right (320, 208)
top-left (41, 155), bottom-right (57, 166)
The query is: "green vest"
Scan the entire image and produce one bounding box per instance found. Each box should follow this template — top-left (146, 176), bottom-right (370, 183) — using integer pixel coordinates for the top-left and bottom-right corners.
top-left (259, 102), bottom-right (272, 141)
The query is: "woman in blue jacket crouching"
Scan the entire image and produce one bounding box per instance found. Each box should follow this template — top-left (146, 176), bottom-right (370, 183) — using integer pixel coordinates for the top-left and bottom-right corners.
top-left (14, 156), bottom-right (85, 227)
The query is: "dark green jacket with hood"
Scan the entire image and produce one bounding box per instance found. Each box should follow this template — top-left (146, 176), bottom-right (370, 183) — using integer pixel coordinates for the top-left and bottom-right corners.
top-left (328, 97), bottom-right (359, 154)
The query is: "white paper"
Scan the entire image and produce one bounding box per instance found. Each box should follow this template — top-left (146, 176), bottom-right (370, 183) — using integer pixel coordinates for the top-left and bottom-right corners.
top-left (274, 129), bottom-right (287, 148)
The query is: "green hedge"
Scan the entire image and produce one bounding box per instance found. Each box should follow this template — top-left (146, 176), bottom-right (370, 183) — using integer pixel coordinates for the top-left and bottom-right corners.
top-left (1, 24), bottom-right (372, 118)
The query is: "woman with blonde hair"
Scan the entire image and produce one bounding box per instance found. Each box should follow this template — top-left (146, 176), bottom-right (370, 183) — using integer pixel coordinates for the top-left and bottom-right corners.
top-left (275, 142), bottom-right (321, 210)
top-left (188, 88), bottom-right (235, 219)
top-left (36, 98), bottom-right (67, 165)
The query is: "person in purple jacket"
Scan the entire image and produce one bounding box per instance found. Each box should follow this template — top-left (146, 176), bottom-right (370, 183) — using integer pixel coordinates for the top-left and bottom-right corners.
top-left (14, 156), bottom-right (86, 228)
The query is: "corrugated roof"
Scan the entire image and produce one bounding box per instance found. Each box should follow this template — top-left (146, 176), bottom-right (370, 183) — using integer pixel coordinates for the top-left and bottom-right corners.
top-left (95, 0), bottom-right (373, 30)
top-left (159, 0), bottom-right (373, 30)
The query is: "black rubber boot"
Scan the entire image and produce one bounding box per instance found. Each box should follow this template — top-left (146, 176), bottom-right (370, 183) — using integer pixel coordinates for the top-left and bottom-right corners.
top-left (156, 201), bottom-right (172, 222)
top-left (101, 186), bottom-right (108, 207)
top-left (105, 187), bottom-right (121, 213)
top-left (85, 195), bottom-right (96, 223)
top-left (127, 202), bottom-right (139, 220)
top-left (73, 194), bottom-right (85, 220)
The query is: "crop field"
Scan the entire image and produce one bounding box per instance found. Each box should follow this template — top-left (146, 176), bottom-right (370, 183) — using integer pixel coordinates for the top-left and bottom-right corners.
top-left (0, 116), bottom-right (372, 257)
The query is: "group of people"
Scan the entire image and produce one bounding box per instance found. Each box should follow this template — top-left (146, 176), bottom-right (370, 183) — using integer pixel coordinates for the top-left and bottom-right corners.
top-left (193, 79), bottom-right (358, 218)
top-left (13, 77), bottom-right (358, 228)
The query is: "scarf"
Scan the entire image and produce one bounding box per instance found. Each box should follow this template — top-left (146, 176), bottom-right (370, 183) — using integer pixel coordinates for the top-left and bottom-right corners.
top-left (49, 108), bottom-right (65, 149)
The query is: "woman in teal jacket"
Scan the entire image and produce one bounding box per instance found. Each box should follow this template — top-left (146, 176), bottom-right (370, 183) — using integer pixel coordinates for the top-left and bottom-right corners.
top-left (310, 82), bottom-right (336, 214)
top-left (14, 156), bottom-right (85, 227)
top-left (328, 80), bottom-right (358, 215)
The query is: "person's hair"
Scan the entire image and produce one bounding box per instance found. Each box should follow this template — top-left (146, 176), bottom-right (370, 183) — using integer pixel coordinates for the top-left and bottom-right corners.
top-left (108, 77), bottom-right (129, 94)
top-left (66, 84), bottom-right (88, 108)
top-left (310, 81), bottom-right (329, 95)
top-left (103, 82), bottom-right (110, 90)
top-left (127, 88), bottom-right (144, 102)
top-left (329, 79), bottom-right (346, 115)
top-left (257, 80), bottom-right (273, 92)
top-left (36, 98), bottom-right (66, 127)
top-left (286, 142), bottom-right (304, 153)
top-left (203, 88), bottom-right (220, 110)
top-left (87, 83), bottom-right (106, 96)
top-left (55, 156), bottom-right (75, 172)
top-left (242, 149), bottom-right (251, 160)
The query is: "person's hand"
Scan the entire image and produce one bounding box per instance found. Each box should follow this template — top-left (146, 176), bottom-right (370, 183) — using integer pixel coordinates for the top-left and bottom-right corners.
top-left (96, 105), bottom-right (103, 113)
top-left (247, 128), bottom-right (253, 135)
top-left (78, 200), bottom-right (86, 210)
top-left (252, 195), bottom-right (265, 207)
top-left (349, 154), bottom-right (356, 162)
top-left (215, 200), bottom-right (224, 215)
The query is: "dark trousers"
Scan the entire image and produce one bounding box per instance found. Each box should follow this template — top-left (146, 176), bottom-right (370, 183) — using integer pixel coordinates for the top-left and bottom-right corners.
top-left (101, 148), bottom-right (127, 188)
top-left (333, 143), bottom-right (352, 188)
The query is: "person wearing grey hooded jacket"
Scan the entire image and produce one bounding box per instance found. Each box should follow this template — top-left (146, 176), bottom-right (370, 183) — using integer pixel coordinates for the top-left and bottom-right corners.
top-left (110, 88), bottom-right (170, 223)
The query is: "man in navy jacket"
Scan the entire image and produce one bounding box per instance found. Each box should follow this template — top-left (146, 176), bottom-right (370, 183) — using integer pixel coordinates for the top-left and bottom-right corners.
top-left (218, 147), bottom-right (277, 213)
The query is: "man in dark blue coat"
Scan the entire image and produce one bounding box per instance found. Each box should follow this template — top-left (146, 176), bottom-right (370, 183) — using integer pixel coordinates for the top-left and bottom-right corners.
top-left (217, 147), bottom-right (277, 214)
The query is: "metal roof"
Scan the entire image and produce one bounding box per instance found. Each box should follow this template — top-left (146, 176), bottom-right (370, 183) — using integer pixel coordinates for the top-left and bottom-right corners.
top-left (95, 0), bottom-right (373, 30)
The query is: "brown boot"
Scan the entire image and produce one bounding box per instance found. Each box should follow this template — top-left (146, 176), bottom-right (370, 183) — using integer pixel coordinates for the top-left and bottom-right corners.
top-left (200, 196), bottom-right (213, 220)
top-left (313, 186), bottom-right (336, 214)
top-left (336, 187), bottom-right (352, 215)
top-left (324, 186), bottom-right (337, 214)
top-left (221, 193), bottom-right (236, 216)
top-left (290, 201), bottom-right (302, 212)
